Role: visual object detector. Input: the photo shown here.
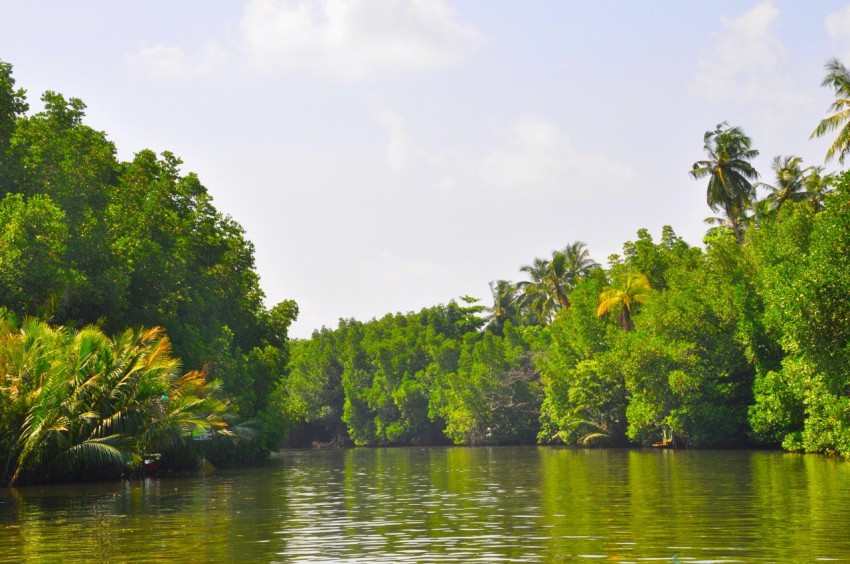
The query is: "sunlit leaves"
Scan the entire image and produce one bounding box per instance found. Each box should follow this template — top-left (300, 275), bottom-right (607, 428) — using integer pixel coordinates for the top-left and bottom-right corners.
top-left (0, 315), bottom-right (229, 485)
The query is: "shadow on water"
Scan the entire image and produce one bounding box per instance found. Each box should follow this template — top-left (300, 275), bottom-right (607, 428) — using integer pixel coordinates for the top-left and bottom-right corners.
top-left (1, 447), bottom-right (849, 562)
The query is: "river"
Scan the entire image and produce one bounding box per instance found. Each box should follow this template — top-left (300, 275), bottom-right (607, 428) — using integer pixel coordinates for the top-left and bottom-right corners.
top-left (1, 447), bottom-right (849, 562)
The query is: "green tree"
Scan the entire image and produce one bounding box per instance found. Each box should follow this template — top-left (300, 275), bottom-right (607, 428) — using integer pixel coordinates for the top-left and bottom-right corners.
top-left (436, 325), bottom-right (542, 445)
top-left (285, 327), bottom-right (348, 443)
top-left (8, 91), bottom-right (121, 326)
top-left (483, 280), bottom-right (523, 335)
top-left (811, 58), bottom-right (850, 164)
top-left (596, 271), bottom-right (652, 332)
top-left (757, 156), bottom-right (824, 213)
top-left (0, 60), bottom-right (28, 193)
top-left (0, 193), bottom-right (68, 316)
top-left (0, 316), bottom-right (229, 486)
top-left (517, 242), bottom-right (598, 323)
top-left (624, 232), bottom-right (754, 447)
top-left (517, 257), bottom-right (560, 323)
top-left (537, 271), bottom-right (627, 445)
top-left (619, 227), bottom-right (697, 291)
top-left (690, 123), bottom-right (760, 243)
top-left (747, 172), bottom-right (850, 456)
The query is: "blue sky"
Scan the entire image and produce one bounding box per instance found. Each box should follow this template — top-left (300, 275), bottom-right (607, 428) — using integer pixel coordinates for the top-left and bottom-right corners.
top-left (1, 1), bottom-right (849, 337)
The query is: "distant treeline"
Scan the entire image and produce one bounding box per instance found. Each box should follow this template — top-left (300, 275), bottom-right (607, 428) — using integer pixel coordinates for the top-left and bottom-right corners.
top-left (284, 60), bottom-right (850, 458)
top-left (0, 60), bottom-right (296, 484)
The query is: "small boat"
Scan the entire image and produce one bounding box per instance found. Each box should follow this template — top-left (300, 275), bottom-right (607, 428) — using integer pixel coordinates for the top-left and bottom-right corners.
top-left (652, 438), bottom-right (673, 448)
top-left (143, 453), bottom-right (162, 473)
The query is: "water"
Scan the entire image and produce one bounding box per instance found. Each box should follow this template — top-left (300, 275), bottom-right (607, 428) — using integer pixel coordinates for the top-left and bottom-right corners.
top-left (1, 447), bottom-right (849, 562)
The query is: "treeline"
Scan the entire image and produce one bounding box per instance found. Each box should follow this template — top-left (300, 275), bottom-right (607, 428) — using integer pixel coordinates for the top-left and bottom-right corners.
top-left (0, 60), bottom-right (295, 483)
top-left (285, 59), bottom-right (850, 457)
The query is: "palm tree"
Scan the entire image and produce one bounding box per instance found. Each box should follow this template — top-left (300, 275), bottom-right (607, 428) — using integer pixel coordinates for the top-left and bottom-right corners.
top-left (3, 321), bottom-right (229, 485)
top-left (802, 166), bottom-right (833, 211)
top-left (690, 123), bottom-right (760, 244)
top-left (757, 156), bottom-right (824, 213)
top-left (517, 258), bottom-right (559, 324)
top-left (811, 58), bottom-right (850, 164)
top-left (596, 271), bottom-right (652, 332)
top-left (483, 280), bottom-right (521, 335)
top-left (703, 214), bottom-right (736, 238)
top-left (517, 242), bottom-right (598, 323)
top-left (561, 241), bottom-right (600, 295)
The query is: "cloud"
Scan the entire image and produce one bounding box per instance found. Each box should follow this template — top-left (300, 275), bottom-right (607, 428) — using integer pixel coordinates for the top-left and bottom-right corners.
top-left (238, 0), bottom-right (485, 79)
top-left (480, 118), bottom-right (635, 198)
top-left (826, 5), bottom-right (850, 63)
top-left (692, 1), bottom-right (785, 101)
top-left (127, 45), bottom-right (190, 79)
top-left (128, 0), bottom-right (483, 81)
top-left (691, 1), bottom-right (811, 136)
top-left (127, 42), bottom-right (229, 79)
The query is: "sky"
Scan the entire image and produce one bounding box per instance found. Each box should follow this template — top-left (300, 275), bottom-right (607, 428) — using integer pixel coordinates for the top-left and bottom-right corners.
top-left (1, 0), bottom-right (849, 338)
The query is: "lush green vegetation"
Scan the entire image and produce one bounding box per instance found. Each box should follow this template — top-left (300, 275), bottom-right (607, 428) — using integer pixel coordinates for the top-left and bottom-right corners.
top-left (0, 312), bottom-right (230, 485)
top-left (4, 54), bottom-right (850, 485)
top-left (0, 60), bottom-right (296, 483)
top-left (285, 59), bottom-right (850, 458)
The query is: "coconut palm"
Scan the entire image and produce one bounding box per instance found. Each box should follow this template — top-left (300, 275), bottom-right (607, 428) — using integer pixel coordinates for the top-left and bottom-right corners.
top-left (517, 258), bottom-right (559, 324)
top-left (703, 214), bottom-right (736, 238)
top-left (561, 241), bottom-right (600, 292)
top-left (811, 58), bottom-right (850, 164)
top-left (517, 242), bottom-right (598, 323)
top-left (596, 271), bottom-right (652, 332)
top-left (802, 166), bottom-right (833, 211)
top-left (756, 155), bottom-right (825, 214)
top-left (690, 123), bottom-right (760, 244)
top-left (483, 280), bottom-right (521, 335)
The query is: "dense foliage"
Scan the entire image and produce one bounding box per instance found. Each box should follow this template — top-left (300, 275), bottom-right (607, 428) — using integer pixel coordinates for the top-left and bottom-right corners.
top-left (283, 300), bottom-right (543, 446)
top-left (5, 54), bottom-right (850, 478)
top-left (0, 60), bottom-right (296, 482)
top-left (285, 60), bottom-right (850, 458)
top-left (0, 311), bottom-right (228, 485)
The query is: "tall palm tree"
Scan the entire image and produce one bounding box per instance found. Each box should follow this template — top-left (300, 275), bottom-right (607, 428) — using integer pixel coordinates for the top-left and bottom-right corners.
top-left (561, 241), bottom-right (600, 295)
top-left (483, 280), bottom-right (521, 335)
top-left (596, 271), bottom-right (652, 332)
top-left (517, 258), bottom-right (559, 324)
top-left (690, 123), bottom-right (760, 244)
top-left (517, 242), bottom-right (598, 323)
top-left (802, 166), bottom-right (833, 211)
top-left (757, 155), bottom-right (824, 213)
top-left (811, 58), bottom-right (850, 164)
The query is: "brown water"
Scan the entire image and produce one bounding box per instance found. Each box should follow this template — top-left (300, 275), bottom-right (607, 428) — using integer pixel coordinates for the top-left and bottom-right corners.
top-left (1, 447), bottom-right (849, 562)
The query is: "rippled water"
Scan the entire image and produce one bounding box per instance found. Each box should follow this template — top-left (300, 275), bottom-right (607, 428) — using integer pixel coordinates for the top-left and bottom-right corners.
top-left (1, 447), bottom-right (849, 562)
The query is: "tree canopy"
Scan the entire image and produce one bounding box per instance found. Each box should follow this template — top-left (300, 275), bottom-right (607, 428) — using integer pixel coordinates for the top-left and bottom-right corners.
top-left (0, 60), bottom-right (297, 480)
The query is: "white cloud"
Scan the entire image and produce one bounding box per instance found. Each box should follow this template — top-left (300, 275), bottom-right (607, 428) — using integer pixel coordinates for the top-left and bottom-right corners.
top-left (826, 5), bottom-right (850, 63)
top-left (127, 45), bottom-right (190, 79)
top-left (480, 118), bottom-right (635, 198)
top-left (693, 1), bottom-right (784, 102)
top-left (691, 1), bottom-right (811, 136)
top-left (238, 0), bottom-right (485, 79)
top-left (128, 0), bottom-right (482, 80)
top-left (126, 42), bottom-right (230, 79)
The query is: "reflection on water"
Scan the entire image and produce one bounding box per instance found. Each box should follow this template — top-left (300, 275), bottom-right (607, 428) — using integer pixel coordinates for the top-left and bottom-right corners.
top-left (1, 447), bottom-right (849, 562)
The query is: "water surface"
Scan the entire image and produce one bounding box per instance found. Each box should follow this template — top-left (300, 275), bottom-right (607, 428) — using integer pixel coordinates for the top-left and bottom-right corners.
top-left (1, 447), bottom-right (848, 562)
